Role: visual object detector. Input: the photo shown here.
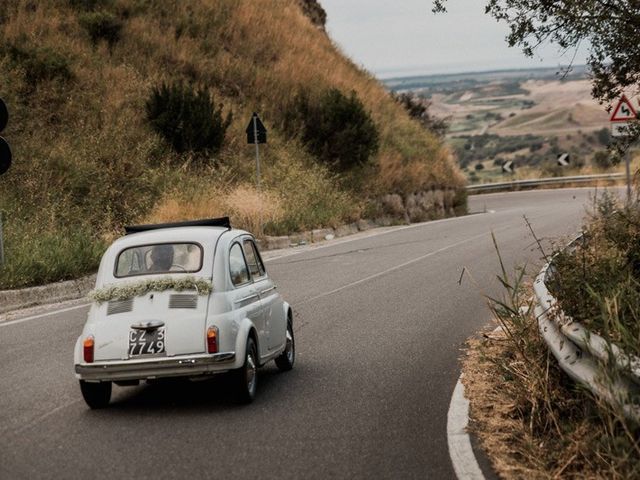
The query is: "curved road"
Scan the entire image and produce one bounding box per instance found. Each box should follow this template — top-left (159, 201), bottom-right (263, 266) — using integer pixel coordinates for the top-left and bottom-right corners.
top-left (0, 188), bottom-right (605, 479)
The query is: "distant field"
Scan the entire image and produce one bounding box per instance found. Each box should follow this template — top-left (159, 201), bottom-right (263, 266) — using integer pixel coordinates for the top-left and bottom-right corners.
top-left (383, 66), bottom-right (635, 183)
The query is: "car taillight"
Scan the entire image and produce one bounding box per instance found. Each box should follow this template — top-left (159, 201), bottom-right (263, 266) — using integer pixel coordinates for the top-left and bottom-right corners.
top-left (83, 336), bottom-right (95, 363)
top-left (207, 327), bottom-right (218, 354)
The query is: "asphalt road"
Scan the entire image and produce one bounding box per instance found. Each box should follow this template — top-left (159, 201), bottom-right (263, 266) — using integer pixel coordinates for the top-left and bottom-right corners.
top-left (0, 188), bottom-right (608, 479)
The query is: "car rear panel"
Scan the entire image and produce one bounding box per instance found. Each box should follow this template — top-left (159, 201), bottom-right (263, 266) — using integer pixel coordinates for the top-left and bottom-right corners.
top-left (92, 291), bottom-right (209, 361)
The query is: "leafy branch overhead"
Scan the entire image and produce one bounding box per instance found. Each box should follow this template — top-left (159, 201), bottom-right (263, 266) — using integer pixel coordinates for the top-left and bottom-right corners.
top-left (433, 0), bottom-right (640, 106)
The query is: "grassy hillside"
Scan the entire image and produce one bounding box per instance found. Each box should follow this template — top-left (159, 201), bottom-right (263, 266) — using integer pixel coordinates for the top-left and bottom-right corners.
top-left (0, 0), bottom-right (464, 288)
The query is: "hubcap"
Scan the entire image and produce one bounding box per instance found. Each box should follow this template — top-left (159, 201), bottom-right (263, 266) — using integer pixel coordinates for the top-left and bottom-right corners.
top-left (285, 328), bottom-right (294, 363)
top-left (246, 351), bottom-right (256, 395)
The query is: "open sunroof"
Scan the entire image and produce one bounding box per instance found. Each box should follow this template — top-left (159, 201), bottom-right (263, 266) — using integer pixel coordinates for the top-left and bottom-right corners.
top-left (124, 217), bottom-right (231, 235)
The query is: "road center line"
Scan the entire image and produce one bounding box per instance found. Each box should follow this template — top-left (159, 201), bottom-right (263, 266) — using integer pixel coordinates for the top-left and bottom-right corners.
top-left (0, 303), bottom-right (90, 328)
top-left (299, 229), bottom-right (501, 306)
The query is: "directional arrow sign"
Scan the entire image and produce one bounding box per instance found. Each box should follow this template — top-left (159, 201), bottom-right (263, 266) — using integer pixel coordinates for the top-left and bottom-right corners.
top-left (0, 137), bottom-right (12, 176)
top-left (557, 153), bottom-right (570, 167)
top-left (0, 98), bottom-right (7, 133)
top-left (246, 112), bottom-right (267, 144)
top-left (502, 160), bottom-right (514, 174)
top-left (610, 95), bottom-right (637, 122)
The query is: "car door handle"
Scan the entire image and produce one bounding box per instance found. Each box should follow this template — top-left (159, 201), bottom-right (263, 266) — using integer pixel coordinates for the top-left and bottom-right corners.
top-left (258, 286), bottom-right (276, 296)
top-left (235, 293), bottom-right (260, 305)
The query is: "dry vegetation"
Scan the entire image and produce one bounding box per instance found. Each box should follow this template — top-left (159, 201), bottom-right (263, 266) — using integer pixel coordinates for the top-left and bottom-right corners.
top-left (0, 0), bottom-right (464, 288)
top-left (463, 228), bottom-right (640, 479)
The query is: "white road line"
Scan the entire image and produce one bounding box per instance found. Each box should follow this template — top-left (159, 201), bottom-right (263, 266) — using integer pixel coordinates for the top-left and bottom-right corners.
top-left (447, 377), bottom-right (486, 480)
top-left (0, 303), bottom-right (90, 328)
top-left (264, 213), bottom-right (488, 263)
top-left (299, 229), bottom-right (501, 305)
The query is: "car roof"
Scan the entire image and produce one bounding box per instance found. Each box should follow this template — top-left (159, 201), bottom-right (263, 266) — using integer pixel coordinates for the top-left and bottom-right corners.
top-left (108, 226), bottom-right (250, 250)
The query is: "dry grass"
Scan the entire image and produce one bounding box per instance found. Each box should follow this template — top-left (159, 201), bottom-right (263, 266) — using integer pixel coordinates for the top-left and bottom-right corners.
top-left (147, 184), bottom-right (284, 237)
top-left (462, 238), bottom-right (640, 478)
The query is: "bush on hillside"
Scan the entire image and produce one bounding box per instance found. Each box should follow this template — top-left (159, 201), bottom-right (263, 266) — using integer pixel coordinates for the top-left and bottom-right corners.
top-left (286, 88), bottom-right (379, 171)
top-left (79, 11), bottom-right (123, 47)
top-left (69, 0), bottom-right (113, 11)
top-left (592, 150), bottom-right (620, 169)
top-left (4, 44), bottom-right (72, 89)
top-left (146, 82), bottom-right (232, 156)
top-left (393, 92), bottom-right (449, 138)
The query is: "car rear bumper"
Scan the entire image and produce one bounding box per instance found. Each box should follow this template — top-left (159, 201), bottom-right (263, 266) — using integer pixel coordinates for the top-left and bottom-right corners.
top-left (75, 352), bottom-right (236, 381)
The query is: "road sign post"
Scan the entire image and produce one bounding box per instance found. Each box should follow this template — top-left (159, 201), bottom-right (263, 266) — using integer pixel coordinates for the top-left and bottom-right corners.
top-left (0, 212), bottom-right (5, 269)
top-left (610, 95), bottom-right (638, 202)
top-left (246, 113), bottom-right (267, 190)
top-left (0, 98), bottom-right (10, 176)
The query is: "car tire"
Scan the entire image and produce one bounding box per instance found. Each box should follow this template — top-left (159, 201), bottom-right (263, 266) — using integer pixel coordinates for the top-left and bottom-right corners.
top-left (79, 380), bottom-right (112, 409)
top-left (234, 337), bottom-right (258, 404)
top-left (274, 320), bottom-right (295, 372)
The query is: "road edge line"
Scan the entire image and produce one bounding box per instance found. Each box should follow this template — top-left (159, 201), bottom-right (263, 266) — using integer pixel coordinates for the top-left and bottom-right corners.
top-left (0, 302), bottom-right (89, 328)
top-left (447, 375), bottom-right (486, 480)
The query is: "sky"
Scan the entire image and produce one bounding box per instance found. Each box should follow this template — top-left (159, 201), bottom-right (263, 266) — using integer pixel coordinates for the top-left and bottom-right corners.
top-left (321, 0), bottom-right (589, 78)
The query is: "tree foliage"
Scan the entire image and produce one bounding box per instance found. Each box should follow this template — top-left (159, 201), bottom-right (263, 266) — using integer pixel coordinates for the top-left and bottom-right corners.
top-left (393, 92), bottom-right (449, 138)
top-left (433, 0), bottom-right (640, 107)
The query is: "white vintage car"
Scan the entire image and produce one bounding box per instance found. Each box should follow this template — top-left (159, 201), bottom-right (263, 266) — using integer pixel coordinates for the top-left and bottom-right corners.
top-left (73, 218), bottom-right (295, 408)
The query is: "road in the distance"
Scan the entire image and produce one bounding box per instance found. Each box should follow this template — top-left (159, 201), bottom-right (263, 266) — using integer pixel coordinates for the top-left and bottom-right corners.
top-left (0, 188), bottom-right (605, 479)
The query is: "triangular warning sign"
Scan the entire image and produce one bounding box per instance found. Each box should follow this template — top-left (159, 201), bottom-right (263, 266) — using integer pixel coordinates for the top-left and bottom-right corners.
top-left (610, 94), bottom-right (637, 122)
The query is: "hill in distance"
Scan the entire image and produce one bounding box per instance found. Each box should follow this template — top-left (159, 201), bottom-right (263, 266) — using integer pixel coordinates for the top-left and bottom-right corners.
top-left (383, 66), bottom-right (621, 183)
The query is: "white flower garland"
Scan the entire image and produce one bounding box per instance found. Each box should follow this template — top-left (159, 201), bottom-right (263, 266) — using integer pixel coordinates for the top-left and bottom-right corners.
top-left (88, 276), bottom-right (213, 304)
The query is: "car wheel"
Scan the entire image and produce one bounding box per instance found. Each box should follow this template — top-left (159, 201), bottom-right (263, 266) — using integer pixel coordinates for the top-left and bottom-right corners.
top-left (274, 320), bottom-right (295, 372)
top-left (79, 380), bottom-right (112, 409)
top-left (234, 337), bottom-right (258, 403)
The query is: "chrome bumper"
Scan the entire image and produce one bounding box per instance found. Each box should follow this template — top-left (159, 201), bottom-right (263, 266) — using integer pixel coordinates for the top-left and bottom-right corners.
top-left (75, 352), bottom-right (236, 381)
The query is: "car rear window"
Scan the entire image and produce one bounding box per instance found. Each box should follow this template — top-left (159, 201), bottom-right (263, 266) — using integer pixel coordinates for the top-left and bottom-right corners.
top-left (115, 243), bottom-right (203, 277)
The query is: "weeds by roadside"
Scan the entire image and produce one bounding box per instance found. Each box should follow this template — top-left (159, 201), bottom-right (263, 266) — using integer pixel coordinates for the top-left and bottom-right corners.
top-left (463, 224), bottom-right (640, 478)
top-left (551, 191), bottom-right (640, 360)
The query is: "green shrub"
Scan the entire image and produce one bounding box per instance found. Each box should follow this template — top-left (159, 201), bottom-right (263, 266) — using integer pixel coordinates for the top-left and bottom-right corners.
top-left (0, 222), bottom-right (105, 289)
top-left (79, 11), bottom-right (123, 47)
top-left (69, 0), bottom-right (113, 11)
top-left (592, 150), bottom-right (620, 169)
top-left (597, 127), bottom-right (612, 146)
top-left (286, 88), bottom-right (379, 171)
top-left (5, 45), bottom-right (72, 88)
top-left (146, 82), bottom-right (232, 156)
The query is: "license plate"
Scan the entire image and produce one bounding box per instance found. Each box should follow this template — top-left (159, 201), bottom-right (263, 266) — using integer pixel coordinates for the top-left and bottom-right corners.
top-left (129, 328), bottom-right (165, 356)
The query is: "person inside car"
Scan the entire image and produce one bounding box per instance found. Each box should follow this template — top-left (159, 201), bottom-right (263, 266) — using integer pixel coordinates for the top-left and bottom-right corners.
top-left (148, 244), bottom-right (174, 272)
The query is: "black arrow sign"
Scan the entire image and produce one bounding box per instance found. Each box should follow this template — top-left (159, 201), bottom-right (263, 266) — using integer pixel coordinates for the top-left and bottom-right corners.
top-left (0, 137), bottom-right (12, 176)
top-left (0, 99), bottom-right (7, 134)
top-left (245, 112), bottom-right (267, 144)
top-left (502, 160), bottom-right (514, 174)
top-left (557, 153), bottom-right (570, 166)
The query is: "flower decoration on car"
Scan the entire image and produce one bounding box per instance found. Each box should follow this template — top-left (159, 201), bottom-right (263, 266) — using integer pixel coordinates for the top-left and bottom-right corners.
top-left (88, 276), bottom-right (213, 304)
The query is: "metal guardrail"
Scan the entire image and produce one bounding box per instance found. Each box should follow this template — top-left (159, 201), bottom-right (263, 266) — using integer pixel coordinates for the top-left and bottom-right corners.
top-left (467, 173), bottom-right (626, 193)
top-left (533, 236), bottom-right (640, 420)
